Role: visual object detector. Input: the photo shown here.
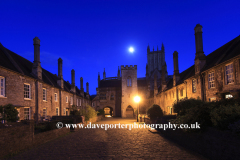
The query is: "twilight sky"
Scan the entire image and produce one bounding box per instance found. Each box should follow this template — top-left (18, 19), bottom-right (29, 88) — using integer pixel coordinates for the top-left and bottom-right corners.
top-left (0, 0), bottom-right (239, 95)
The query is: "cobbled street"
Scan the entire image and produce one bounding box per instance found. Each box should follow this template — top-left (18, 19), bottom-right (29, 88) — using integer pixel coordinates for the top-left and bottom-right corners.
top-left (8, 118), bottom-right (207, 160)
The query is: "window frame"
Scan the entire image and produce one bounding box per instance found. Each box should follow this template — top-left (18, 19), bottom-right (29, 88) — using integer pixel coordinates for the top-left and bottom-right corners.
top-left (192, 79), bottom-right (197, 93)
top-left (66, 96), bottom-right (68, 103)
top-left (0, 76), bottom-right (5, 97)
top-left (225, 63), bottom-right (234, 85)
top-left (43, 88), bottom-right (47, 101)
top-left (24, 83), bottom-right (31, 99)
top-left (56, 107), bottom-right (59, 116)
top-left (127, 77), bottom-right (132, 87)
top-left (24, 107), bottom-right (30, 120)
top-left (43, 108), bottom-right (47, 119)
top-left (208, 72), bottom-right (215, 89)
top-left (54, 93), bottom-right (57, 102)
top-left (70, 97), bottom-right (73, 105)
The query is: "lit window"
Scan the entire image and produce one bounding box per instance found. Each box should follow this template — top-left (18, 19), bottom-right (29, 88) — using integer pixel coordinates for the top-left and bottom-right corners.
top-left (225, 63), bottom-right (234, 84)
top-left (43, 88), bottom-right (47, 101)
top-left (24, 84), bottom-right (31, 99)
top-left (56, 107), bottom-right (59, 116)
top-left (66, 96), bottom-right (68, 103)
top-left (24, 108), bottom-right (30, 120)
top-left (0, 76), bottom-right (5, 97)
top-left (225, 94), bottom-right (233, 99)
top-left (55, 93), bottom-right (57, 102)
top-left (192, 79), bottom-right (196, 93)
top-left (43, 108), bottom-right (47, 119)
top-left (208, 72), bottom-right (215, 89)
top-left (127, 77), bottom-right (132, 87)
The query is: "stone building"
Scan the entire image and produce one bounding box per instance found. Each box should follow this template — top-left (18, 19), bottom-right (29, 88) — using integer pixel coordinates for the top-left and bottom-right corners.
top-left (95, 24), bottom-right (240, 117)
top-left (0, 37), bottom-right (91, 122)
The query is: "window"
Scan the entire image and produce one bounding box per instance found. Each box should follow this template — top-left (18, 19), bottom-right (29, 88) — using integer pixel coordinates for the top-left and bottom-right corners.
top-left (225, 63), bottom-right (234, 84)
top-left (93, 102), bottom-right (95, 107)
top-left (100, 94), bottom-right (106, 100)
top-left (209, 97), bottom-right (216, 102)
top-left (77, 99), bottom-right (78, 106)
top-left (24, 84), bottom-right (31, 99)
top-left (127, 77), bottom-right (132, 87)
top-left (225, 94), bottom-right (233, 99)
top-left (80, 99), bottom-right (81, 106)
top-left (66, 96), bottom-right (68, 103)
top-left (110, 94), bottom-right (114, 100)
top-left (192, 79), bottom-right (196, 93)
top-left (17, 109), bottom-right (20, 120)
top-left (180, 89), bottom-right (183, 97)
top-left (208, 72), bottom-right (215, 88)
top-left (63, 108), bottom-right (66, 115)
top-left (43, 88), bottom-right (47, 101)
top-left (70, 97), bottom-right (73, 105)
top-left (24, 108), bottom-right (30, 120)
top-left (56, 107), bottom-right (59, 116)
top-left (54, 93), bottom-right (57, 102)
top-left (43, 108), bottom-right (47, 119)
top-left (0, 76), bottom-right (5, 97)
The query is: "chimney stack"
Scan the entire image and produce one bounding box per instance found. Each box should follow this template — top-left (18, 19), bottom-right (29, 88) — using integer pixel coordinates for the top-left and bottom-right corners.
top-left (161, 63), bottom-right (167, 91)
top-left (80, 77), bottom-right (84, 97)
top-left (32, 37), bottom-right (42, 80)
top-left (98, 72), bottom-right (100, 87)
top-left (194, 24), bottom-right (206, 74)
top-left (71, 69), bottom-right (76, 93)
top-left (173, 51), bottom-right (180, 86)
top-left (57, 58), bottom-right (64, 89)
top-left (117, 66), bottom-right (120, 80)
top-left (86, 82), bottom-right (89, 94)
top-left (103, 68), bottom-right (106, 80)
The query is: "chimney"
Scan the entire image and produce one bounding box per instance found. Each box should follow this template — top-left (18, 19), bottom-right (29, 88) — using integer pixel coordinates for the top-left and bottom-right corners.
top-left (103, 68), bottom-right (106, 80)
top-left (173, 51), bottom-right (180, 86)
top-left (98, 72), bottom-right (100, 87)
top-left (71, 69), bottom-right (76, 93)
top-left (32, 37), bottom-right (42, 80)
top-left (80, 77), bottom-right (84, 97)
top-left (86, 82), bottom-right (89, 94)
top-left (117, 66), bottom-right (120, 80)
top-left (161, 63), bottom-right (167, 91)
top-left (146, 64), bottom-right (149, 79)
top-left (194, 24), bottom-right (206, 74)
top-left (57, 58), bottom-right (64, 89)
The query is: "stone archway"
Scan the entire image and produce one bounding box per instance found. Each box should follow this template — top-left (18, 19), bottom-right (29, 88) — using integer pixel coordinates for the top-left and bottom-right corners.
top-left (126, 105), bottom-right (134, 118)
top-left (104, 106), bottom-right (113, 117)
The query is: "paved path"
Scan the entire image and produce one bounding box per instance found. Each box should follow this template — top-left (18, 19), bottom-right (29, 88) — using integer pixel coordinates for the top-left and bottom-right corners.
top-left (8, 118), bottom-right (207, 160)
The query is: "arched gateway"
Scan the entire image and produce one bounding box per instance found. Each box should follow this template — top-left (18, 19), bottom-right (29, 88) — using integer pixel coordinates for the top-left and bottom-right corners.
top-left (104, 106), bottom-right (113, 117)
top-left (126, 105), bottom-right (134, 118)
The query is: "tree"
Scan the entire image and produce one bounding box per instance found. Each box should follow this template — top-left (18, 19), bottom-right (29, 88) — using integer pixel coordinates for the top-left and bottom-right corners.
top-left (0, 104), bottom-right (19, 122)
top-left (70, 105), bottom-right (81, 116)
top-left (147, 104), bottom-right (163, 120)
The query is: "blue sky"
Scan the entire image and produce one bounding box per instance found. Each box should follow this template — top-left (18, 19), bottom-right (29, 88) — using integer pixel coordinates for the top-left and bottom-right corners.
top-left (0, 0), bottom-right (240, 95)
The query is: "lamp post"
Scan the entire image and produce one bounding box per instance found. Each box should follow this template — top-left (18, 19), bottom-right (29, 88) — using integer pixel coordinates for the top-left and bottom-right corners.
top-left (134, 96), bottom-right (140, 122)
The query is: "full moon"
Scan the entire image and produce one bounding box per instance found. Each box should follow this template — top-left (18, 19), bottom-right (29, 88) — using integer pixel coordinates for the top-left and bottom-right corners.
top-left (129, 47), bottom-right (134, 53)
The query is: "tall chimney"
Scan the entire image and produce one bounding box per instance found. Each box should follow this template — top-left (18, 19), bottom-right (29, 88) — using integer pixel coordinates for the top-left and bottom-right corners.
top-left (80, 77), bottom-right (84, 97)
top-left (57, 58), bottom-right (64, 89)
top-left (194, 24), bottom-right (206, 74)
top-left (173, 51), bottom-right (180, 86)
top-left (161, 63), bottom-right (167, 91)
top-left (98, 72), bottom-right (100, 87)
top-left (71, 69), bottom-right (76, 93)
top-left (117, 66), bottom-right (120, 80)
top-left (32, 37), bottom-right (42, 80)
top-left (103, 68), bottom-right (106, 80)
top-left (86, 82), bottom-right (89, 94)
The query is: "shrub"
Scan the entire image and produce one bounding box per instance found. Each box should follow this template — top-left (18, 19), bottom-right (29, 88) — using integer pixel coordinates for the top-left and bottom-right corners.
top-left (70, 105), bottom-right (81, 116)
top-left (210, 102), bottom-right (240, 130)
top-left (0, 104), bottom-right (19, 122)
top-left (81, 105), bottom-right (98, 121)
top-left (147, 104), bottom-right (163, 120)
top-left (97, 109), bottom-right (104, 116)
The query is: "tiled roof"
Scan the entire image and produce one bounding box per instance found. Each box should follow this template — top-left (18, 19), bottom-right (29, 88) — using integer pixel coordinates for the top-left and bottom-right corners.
top-left (99, 79), bottom-right (121, 88)
top-left (0, 44), bottom-right (89, 98)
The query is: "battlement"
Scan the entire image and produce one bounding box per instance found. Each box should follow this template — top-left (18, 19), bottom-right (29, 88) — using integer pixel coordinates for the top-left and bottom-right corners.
top-left (121, 65), bottom-right (137, 70)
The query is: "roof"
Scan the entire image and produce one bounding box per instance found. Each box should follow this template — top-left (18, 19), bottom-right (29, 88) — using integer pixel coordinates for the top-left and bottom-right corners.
top-left (137, 78), bottom-right (147, 87)
top-left (0, 43), bottom-right (89, 99)
top-left (99, 79), bottom-right (121, 88)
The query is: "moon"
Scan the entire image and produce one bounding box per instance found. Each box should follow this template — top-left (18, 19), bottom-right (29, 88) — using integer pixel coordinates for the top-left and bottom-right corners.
top-left (129, 47), bottom-right (134, 53)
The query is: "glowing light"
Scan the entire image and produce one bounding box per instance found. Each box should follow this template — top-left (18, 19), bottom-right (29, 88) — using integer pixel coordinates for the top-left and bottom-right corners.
top-left (134, 96), bottom-right (140, 103)
top-left (129, 47), bottom-right (134, 53)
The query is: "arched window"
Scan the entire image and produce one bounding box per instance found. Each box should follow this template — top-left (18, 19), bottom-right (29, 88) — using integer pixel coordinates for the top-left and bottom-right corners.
top-left (127, 77), bottom-right (132, 87)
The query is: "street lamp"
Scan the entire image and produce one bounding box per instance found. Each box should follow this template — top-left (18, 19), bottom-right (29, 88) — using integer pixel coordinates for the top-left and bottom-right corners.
top-left (134, 96), bottom-right (140, 122)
